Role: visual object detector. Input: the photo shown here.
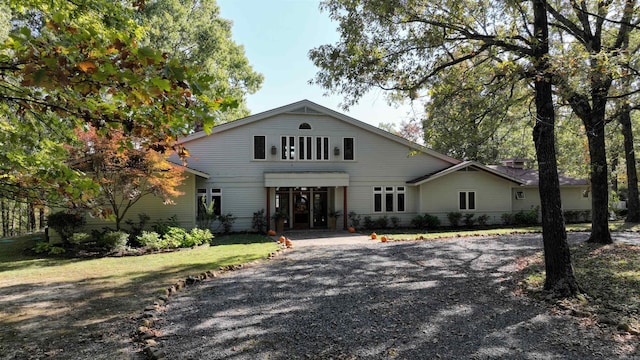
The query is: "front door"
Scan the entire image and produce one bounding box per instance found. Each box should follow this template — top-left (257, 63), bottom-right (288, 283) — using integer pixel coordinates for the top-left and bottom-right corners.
top-left (293, 191), bottom-right (310, 229)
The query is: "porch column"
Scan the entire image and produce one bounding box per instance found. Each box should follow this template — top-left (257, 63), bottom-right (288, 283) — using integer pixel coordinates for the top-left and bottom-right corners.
top-left (343, 186), bottom-right (348, 229)
top-left (266, 187), bottom-right (271, 230)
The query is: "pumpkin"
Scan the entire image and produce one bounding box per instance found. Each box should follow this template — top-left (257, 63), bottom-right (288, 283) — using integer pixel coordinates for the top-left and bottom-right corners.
top-left (348, 227), bottom-right (356, 233)
top-left (285, 239), bottom-right (293, 248)
top-left (370, 232), bottom-right (377, 240)
top-left (278, 236), bottom-right (286, 243)
top-left (380, 236), bottom-right (388, 242)
top-left (268, 229), bottom-right (276, 236)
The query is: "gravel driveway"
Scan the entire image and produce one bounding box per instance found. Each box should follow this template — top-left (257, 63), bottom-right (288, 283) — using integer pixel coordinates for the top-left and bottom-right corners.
top-left (157, 233), bottom-right (638, 359)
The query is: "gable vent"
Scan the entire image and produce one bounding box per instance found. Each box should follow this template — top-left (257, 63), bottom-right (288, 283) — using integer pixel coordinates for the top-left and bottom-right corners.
top-left (288, 106), bottom-right (322, 114)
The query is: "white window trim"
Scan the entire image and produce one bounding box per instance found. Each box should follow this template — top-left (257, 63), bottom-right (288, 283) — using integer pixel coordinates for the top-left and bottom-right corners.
top-left (315, 136), bottom-right (330, 161)
top-left (515, 190), bottom-right (525, 200)
top-left (458, 190), bottom-right (476, 211)
top-left (252, 135), bottom-right (267, 161)
top-left (342, 137), bottom-right (355, 161)
top-left (373, 186), bottom-right (405, 213)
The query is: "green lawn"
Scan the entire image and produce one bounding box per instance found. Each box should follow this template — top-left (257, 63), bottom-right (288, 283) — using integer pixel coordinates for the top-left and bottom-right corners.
top-left (0, 233), bottom-right (279, 357)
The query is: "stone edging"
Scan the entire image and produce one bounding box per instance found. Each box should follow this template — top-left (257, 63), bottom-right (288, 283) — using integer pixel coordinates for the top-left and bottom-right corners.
top-left (132, 243), bottom-right (288, 360)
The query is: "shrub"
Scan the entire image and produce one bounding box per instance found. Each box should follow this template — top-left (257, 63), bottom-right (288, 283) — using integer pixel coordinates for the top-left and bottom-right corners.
top-left (390, 216), bottom-right (400, 229)
top-left (563, 210), bottom-right (581, 223)
top-left (137, 231), bottom-right (164, 250)
top-left (348, 211), bottom-right (361, 228)
top-left (447, 212), bottom-right (462, 228)
top-left (218, 213), bottom-right (236, 233)
top-left (99, 231), bottom-right (129, 252)
top-left (152, 215), bottom-right (180, 236)
top-left (47, 211), bottom-right (86, 243)
top-left (125, 213), bottom-right (150, 247)
top-left (69, 232), bottom-right (92, 245)
top-left (477, 214), bottom-right (489, 226)
top-left (411, 214), bottom-right (440, 230)
top-left (164, 227), bottom-right (191, 248)
top-left (463, 213), bottom-right (475, 227)
top-left (374, 216), bottom-right (389, 229)
top-left (190, 228), bottom-right (213, 245)
top-left (514, 207), bottom-right (539, 225)
top-left (501, 213), bottom-right (514, 225)
top-left (252, 209), bottom-right (267, 234)
top-left (363, 216), bottom-right (374, 229)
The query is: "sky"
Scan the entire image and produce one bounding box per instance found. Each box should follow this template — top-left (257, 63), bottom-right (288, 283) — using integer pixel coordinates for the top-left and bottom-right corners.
top-left (217, 0), bottom-right (419, 127)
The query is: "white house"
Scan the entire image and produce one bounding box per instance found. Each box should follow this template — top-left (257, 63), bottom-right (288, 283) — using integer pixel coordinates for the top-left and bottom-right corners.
top-left (70, 99), bottom-right (592, 234)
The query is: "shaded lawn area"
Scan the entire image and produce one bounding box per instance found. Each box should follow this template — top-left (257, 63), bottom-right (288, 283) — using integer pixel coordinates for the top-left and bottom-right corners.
top-left (0, 233), bottom-right (279, 360)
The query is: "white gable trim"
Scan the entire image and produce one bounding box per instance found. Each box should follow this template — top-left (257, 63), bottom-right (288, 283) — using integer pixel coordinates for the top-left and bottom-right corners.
top-left (179, 100), bottom-right (460, 165)
top-left (408, 161), bottom-right (524, 186)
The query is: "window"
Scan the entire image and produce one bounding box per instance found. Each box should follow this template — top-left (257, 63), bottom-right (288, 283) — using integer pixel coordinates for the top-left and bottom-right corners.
top-left (459, 191), bottom-right (476, 210)
top-left (299, 123), bottom-right (312, 129)
top-left (253, 135), bottom-right (266, 160)
top-left (515, 190), bottom-right (525, 200)
top-left (281, 136), bottom-right (296, 160)
top-left (343, 137), bottom-right (355, 160)
top-left (315, 136), bottom-right (329, 160)
top-left (197, 188), bottom-right (222, 218)
top-left (373, 186), bottom-right (405, 213)
top-left (211, 188), bottom-right (222, 216)
top-left (298, 136), bottom-right (313, 160)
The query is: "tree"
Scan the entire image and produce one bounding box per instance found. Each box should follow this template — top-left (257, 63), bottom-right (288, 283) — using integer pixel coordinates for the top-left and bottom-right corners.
top-left (139, 0), bottom-right (264, 123)
top-left (546, 0), bottom-right (640, 244)
top-left (310, 0), bottom-right (579, 296)
top-left (0, 0), bottom-right (234, 208)
top-left (69, 126), bottom-right (186, 230)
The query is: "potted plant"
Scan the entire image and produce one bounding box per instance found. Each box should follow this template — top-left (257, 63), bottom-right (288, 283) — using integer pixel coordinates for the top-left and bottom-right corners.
top-left (328, 210), bottom-right (342, 231)
top-left (271, 210), bottom-right (288, 233)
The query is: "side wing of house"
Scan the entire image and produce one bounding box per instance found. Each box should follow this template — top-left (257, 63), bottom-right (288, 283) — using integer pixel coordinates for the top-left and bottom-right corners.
top-left (178, 100), bottom-right (459, 231)
top-left (511, 186), bottom-right (591, 219)
top-left (412, 163), bottom-right (521, 225)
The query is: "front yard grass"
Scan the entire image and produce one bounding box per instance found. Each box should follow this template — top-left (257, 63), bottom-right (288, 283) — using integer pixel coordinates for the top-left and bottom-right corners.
top-left (0, 233), bottom-right (279, 358)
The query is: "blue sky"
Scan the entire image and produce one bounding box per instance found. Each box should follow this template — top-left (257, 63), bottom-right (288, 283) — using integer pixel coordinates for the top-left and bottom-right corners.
top-left (217, 0), bottom-right (418, 127)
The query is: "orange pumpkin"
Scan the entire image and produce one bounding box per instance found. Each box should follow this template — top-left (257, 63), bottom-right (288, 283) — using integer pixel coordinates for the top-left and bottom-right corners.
top-left (370, 232), bottom-right (377, 240)
top-left (268, 229), bottom-right (276, 236)
top-left (278, 236), bottom-right (286, 243)
top-left (348, 227), bottom-right (356, 233)
top-left (380, 236), bottom-right (388, 242)
top-left (285, 239), bottom-right (293, 248)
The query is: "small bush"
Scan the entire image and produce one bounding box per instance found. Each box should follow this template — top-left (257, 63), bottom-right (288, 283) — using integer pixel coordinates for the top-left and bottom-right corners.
top-left (47, 211), bottom-right (86, 243)
top-left (447, 212), bottom-right (462, 228)
top-left (164, 227), bottom-right (190, 248)
top-left (514, 207), bottom-right (539, 225)
top-left (152, 215), bottom-right (180, 236)
top-left (348, 211), bottom-right (361, 228)
top-left (218, 213), bottom-right (236, 233)
top-left (477, 214), bottom-right (489, 226)
top-left (374, 216), bottom-right (389, 229)
top-left (411, 214), bottom-right (440, 230)
top-left (252, 209), bottom-right (268, 234)
top-left (463, 213), bottom-right (475, 227)
top-left (190, 228), bottom-right (213, 245)
top-left (100, 231), bottom-right (129, 252)
top-left (126, 213), bottom-right (150, 247)
top-left (137, 231), bottom-right (164, 250)
top-left (390, 216), bottom-right (400, 229)
top-left (69, 232), bottom-right (92, 245)
top-left (501, 213), bottom-right (514, 225)
top-left (363, 216), bottom-right (374, 229)
top-left (564, 210), bottom-right (581, 223)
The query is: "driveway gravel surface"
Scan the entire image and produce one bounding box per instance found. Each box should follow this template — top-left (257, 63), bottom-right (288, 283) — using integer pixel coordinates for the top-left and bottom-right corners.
top-left (156, 232), bottom-right (639, 359)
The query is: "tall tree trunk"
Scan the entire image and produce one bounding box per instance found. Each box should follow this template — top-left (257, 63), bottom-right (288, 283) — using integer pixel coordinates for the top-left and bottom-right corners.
top-left (585, 109), bottom-right (613, 244)
top-left (620, 104), bottom-right (640, 223)
top-left (532, 0), bottom-right (579, 297)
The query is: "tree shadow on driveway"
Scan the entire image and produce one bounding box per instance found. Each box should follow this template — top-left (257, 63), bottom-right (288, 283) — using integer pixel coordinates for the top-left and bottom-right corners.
top-left (159, 233), bottom-right (636, 359)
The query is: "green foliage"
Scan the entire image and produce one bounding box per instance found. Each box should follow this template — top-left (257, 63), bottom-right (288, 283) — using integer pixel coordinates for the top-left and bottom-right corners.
top-left (99, 231), bottom-right (129, 252)
top-left (251, 209), bottom-right (267, 234)
top-left (136, 231), bottom-right (164, 251)
top-left (447, 212), bottom-right (462, 228)
top-left (217, 213), bottom-right (236, 233)
top-left (411, 213), bottom-right (441, 230)
top-left (347, 211), bottom-right (361, 228)
top-left (477, 214), bottom-right (489, 226)
top-left (463, 213), bottom-right (475, 227)
top-left (514, 207), bottom-right (540, 226)
top-left (374, 216), bottom-right (388, 229)
top-left (32, 241), bottom-right (66, 255)
top-left (47, 211), bottom-right (86, 243)
top-left (390, 216), bottom-right (400, 229)
top-left (152, 215), bottom-right (180, 236)
top-left (163, 227), bottom-right (191, 248)
top-left (197, 196), bottom-right (217, 230)
top-left (363, 216), bottom-right (374, 230)
top-left (190, 228), bottom-right (213, 245)
top-left (501, 213), bottom-right (515, 225)
top-left (69, 232), bottom-right (92, 245)
top-left (137, 227), bottom-right (213, 250)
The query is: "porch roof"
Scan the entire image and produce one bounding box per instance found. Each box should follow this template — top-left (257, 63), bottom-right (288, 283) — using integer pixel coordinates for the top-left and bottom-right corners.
top-left (264, 172), bottom-right (349, 187)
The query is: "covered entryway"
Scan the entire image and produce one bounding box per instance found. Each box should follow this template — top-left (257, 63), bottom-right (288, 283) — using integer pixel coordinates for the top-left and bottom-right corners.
top-left (265, 172), bottom-right (349, 230)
